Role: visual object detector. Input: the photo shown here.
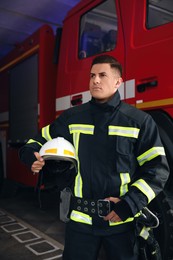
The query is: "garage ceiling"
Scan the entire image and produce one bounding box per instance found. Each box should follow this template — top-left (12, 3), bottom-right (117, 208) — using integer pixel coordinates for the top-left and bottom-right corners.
top-left (0, 0), bottom-right (81, 61)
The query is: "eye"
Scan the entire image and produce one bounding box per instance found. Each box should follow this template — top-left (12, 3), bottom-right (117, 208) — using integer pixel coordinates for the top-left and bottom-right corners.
top-left (90, 74), bottom-right (95, 79)
top-left (100, 73), bottom-right (106, 77)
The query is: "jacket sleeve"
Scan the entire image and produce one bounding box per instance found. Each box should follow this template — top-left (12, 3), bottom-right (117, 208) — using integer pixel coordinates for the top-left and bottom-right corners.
top-left (117, 114), bottom-right (170, 219)
top-left (19, 111), bottom-right (71, 169)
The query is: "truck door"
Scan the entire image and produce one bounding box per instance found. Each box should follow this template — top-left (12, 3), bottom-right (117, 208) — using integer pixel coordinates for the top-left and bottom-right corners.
top-left (119, 0), bottom-right (173, 108)
top-left (119, 1), bottom-right (173, 259)
top-left (56, 0), bottom-right (125, 115)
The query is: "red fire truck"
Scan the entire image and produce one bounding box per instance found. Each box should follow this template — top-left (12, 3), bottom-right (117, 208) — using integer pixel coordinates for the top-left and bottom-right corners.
top-left (0, 0), bottom-right (173, 258)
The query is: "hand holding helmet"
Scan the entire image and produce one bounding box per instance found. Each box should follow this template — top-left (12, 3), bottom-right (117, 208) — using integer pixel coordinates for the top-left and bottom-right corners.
top-left (31, 152), bottom-right (45, 173)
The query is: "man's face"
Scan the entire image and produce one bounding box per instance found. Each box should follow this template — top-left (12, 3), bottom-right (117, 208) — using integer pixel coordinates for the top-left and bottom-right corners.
top-left (89, 63), bottom-right (122, 103)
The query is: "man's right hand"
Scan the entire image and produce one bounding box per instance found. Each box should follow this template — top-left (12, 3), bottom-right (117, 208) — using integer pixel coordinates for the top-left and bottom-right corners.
top-left (31, 152), bottom-right (45, 173)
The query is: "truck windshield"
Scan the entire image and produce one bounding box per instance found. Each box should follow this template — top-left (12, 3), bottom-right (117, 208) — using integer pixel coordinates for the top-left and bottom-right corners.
top-left (147, 0), bottom-right (173, 28)
top-left (78, 0), bottom-right (117, 59)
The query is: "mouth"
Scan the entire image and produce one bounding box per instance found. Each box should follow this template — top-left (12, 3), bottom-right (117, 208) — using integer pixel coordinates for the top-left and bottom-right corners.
top-left (92, 87), bottom-right (102, 91)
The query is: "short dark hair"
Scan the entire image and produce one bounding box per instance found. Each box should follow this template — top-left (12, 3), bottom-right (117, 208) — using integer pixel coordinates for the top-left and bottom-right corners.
top-left (91, 55), bottom-right (122, 76)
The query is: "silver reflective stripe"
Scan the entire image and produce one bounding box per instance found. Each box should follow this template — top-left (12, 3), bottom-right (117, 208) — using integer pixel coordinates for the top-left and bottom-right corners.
top-left (140, 227), bottom-right (150, 240)
top-left (70, 210), bottom-right (92, 225)
top-left (132, 179), bottom-right (155, 203)
top-left (137, 147), bottom-right (165, 166)
top-left (120, 173), bottom-right (130, 196)
top-left (69, 124), bottom-right (94, 134)
top-left (41, 125), bottom-right (52, 141)
top-left (27, 139), bottom-right (42, 147)
top-left (109, 126), bottom-right (140, 138)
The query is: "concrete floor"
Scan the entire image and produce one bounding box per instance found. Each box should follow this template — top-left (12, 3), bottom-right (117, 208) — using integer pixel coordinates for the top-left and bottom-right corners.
top-left (0, 182), bottom-right (64, 259)
top-left (0, 180), bottom-right (107, 260)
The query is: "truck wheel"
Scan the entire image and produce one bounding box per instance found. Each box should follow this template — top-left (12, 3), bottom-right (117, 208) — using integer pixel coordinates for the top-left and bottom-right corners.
top-left (0, 142), bottom-right (4, 192)
top-left (149, 191), bottom-right (173, 260)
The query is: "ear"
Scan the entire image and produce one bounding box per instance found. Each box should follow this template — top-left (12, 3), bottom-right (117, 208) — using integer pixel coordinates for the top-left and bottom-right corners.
top-left (115, 77), bottom-right (123, 89)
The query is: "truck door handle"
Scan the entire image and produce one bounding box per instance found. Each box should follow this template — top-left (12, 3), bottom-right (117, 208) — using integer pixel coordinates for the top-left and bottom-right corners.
top-left (137, 80), bottom-right (158, 92)
top-left (71, 94), bottom-right (83, 106)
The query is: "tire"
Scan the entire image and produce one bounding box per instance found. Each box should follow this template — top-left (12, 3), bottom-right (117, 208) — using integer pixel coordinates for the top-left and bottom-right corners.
top-left (0, 142), bottom-right (4, 192)
top-left (146, 110), bottom-right (173, 259)
top-left (149, 191), bottom-right (173, 260)
top-left (147, 110), bottom-right (173, 189)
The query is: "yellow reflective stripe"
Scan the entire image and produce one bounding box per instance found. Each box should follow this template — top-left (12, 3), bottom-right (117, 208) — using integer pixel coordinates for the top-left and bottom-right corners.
top-left (140, 226), bottom-right (150, 240)
top-left (73, 132), bottom-right (83, 197)
top-left (109, 212), bottom-right (140, 226)
top-left (70, 212), bottom-right (143, 227)
top-left (70, 211), bottom-right (137, 226)
top-left (109, 126), bottom-right (139, 138)
top-left (110, 212), bottom-right (141, 226)
top-left (69, 124), bottom-right (94, 135)
top-left (64, 149), bottom-right (74, 156)
top-left (70, 210), bottom-right (92, 225)
top-left (45, 148), bottom-right (57, 154)
top-left (120, 173), bottom-right (130, 196)
top-left (69, 124), bottom-right (94, 197)
top-left (137, 147), bottom-right (165, 166)
top-left (132, 179), bottom-right (155, 203)
top-left (41, 125), bottom-right (52, 141)
top-left (109, 216), bottom-right (134, 226)
top-left (27, 139), bottom-right (42, 147)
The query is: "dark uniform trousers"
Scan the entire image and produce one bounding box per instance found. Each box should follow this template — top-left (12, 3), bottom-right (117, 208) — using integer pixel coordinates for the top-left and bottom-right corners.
top-left (63, 222), bottom-right (139, 260)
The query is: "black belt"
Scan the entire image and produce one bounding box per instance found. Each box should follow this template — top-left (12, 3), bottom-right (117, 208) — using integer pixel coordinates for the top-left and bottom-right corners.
top-left (71, 197), bottom-right (112, 217)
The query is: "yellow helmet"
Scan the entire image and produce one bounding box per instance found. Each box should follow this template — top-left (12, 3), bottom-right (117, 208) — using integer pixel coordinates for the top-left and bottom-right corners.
top-left (39, 137), bottom-right (76, 169)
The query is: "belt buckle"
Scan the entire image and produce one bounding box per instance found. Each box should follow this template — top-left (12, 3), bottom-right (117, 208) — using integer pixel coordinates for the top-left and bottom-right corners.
top-left (97, 199), bottom-right (110, 218)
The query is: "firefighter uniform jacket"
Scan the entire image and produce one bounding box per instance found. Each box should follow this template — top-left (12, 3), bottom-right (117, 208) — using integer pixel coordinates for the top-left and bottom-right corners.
top-left (19, 91), bottom-right (169, 233)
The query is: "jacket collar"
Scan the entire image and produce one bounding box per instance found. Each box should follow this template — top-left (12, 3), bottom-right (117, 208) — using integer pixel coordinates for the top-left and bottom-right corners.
top-left (90, 91), bottom-right (121, 111)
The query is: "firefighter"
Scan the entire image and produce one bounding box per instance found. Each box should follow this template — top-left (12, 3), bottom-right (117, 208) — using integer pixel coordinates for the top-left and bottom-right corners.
top-left (19, 55), bottom-right (169, 260)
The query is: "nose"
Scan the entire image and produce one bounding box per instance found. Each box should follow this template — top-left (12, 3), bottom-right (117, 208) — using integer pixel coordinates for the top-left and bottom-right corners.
top-left (93, 75), bottom-right (100, 84)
